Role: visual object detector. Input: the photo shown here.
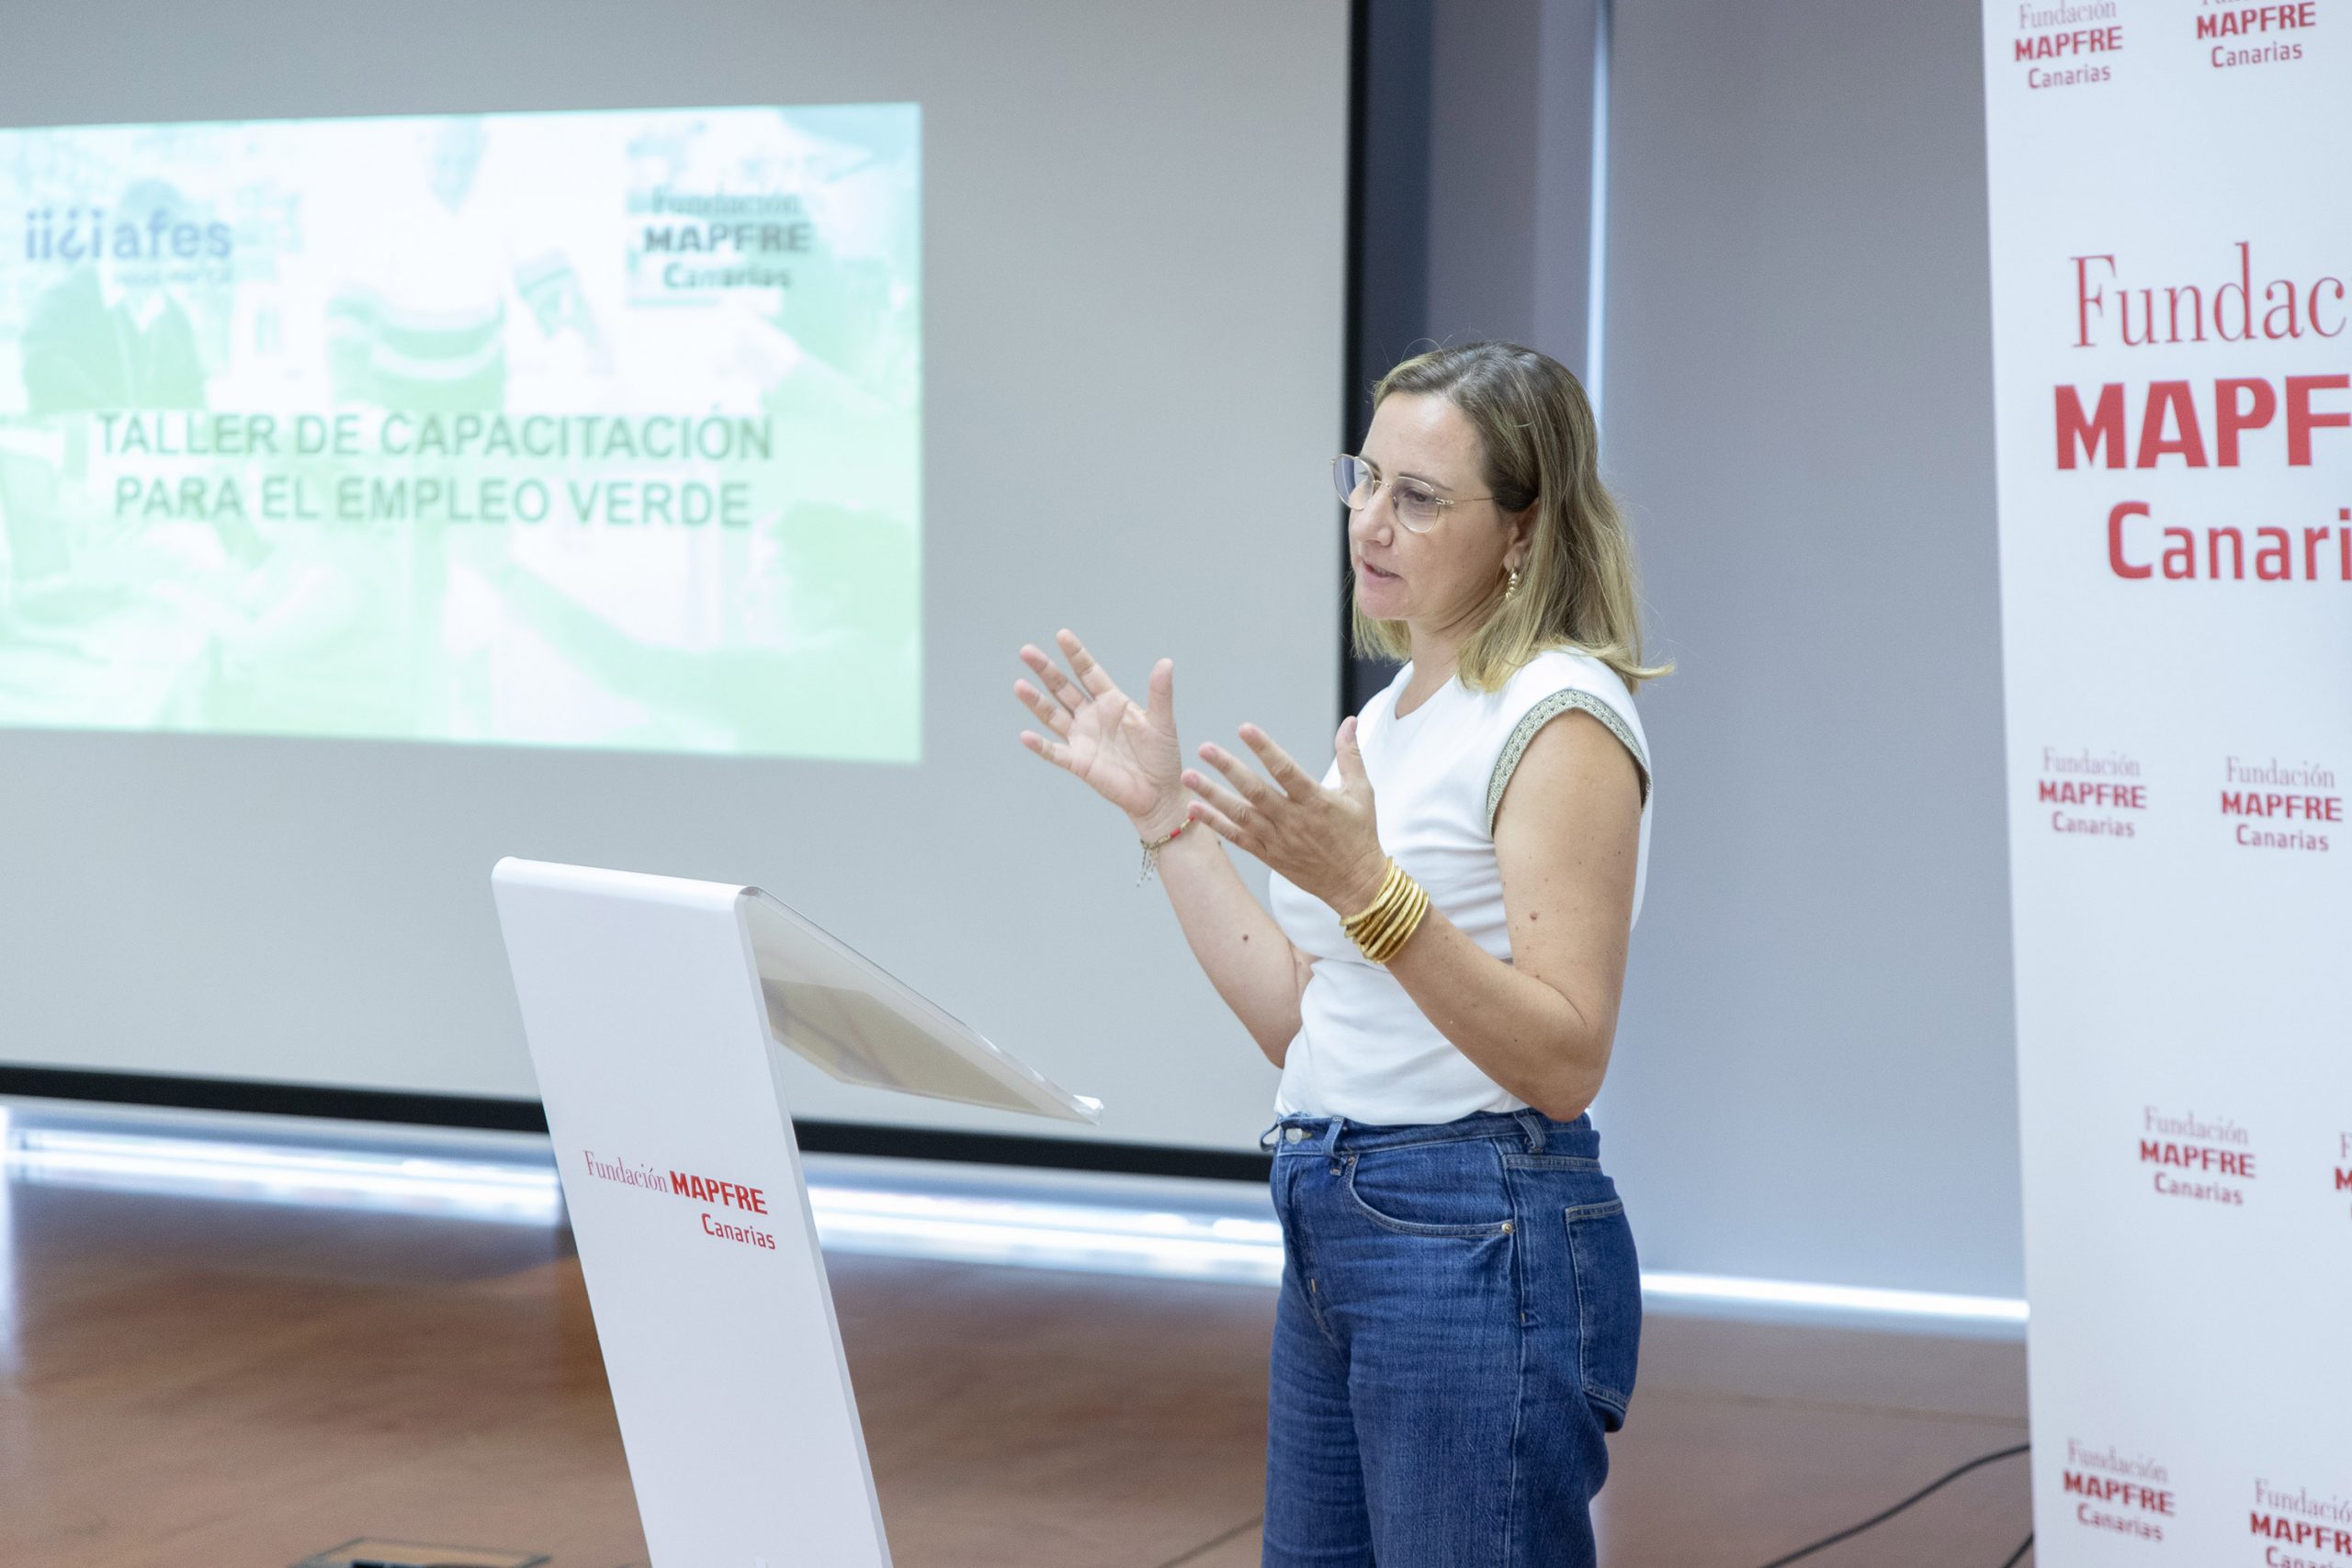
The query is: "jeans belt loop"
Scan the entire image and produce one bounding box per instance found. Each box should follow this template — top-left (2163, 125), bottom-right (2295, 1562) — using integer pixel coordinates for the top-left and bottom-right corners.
top-left (1512, 1109), bottom-right (1546, 1153)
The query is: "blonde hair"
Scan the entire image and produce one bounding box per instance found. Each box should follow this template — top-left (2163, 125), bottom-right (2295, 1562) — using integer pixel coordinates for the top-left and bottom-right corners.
top-left (1351, 341), bottom-right (1668, 694)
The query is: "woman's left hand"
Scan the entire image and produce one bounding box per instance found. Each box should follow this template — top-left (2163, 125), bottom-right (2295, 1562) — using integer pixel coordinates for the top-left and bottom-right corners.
top-left (1183, 716), bottom-right (1391, 916)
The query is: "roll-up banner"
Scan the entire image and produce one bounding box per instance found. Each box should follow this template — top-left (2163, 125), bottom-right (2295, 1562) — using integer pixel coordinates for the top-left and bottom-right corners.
top-left (1982, 6), bottom-right (2352, 1564)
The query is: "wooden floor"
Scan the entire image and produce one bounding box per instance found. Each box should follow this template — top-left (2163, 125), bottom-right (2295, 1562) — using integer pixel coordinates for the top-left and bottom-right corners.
top-left (0, 1158), bottom-right (2031, 1568)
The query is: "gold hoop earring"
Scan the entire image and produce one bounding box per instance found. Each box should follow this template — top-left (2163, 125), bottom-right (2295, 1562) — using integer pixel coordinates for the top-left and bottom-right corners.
top-left (1504, 567), bottom-right (1521, 601)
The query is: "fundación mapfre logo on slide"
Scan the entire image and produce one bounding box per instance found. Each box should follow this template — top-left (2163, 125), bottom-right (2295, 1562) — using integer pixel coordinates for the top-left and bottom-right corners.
top-left (626, 185), bottom-right (815, 305)
top-left (579, 1147), bottom-right (780, 1251)
top-left (2006, 0), bottom-right (2126, 91)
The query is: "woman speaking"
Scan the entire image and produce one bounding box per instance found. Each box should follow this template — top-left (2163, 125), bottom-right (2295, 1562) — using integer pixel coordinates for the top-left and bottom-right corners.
top-left (1012, 341), bottom-right (1660, 1568)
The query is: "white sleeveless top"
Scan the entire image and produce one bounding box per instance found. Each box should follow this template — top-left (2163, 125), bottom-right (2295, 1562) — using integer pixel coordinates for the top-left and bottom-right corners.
top-left (1265, 649), bottom-right (1652, 1124)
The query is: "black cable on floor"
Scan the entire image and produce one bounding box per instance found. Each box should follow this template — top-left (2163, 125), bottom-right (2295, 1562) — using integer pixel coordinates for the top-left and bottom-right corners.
top-left (1998, 1532), bottom-right (2034, 1568)
top-left (1748, 1441), bottom-right (2031, 1568)
top-left (1156, 1514), bottom-right (1264, 1568)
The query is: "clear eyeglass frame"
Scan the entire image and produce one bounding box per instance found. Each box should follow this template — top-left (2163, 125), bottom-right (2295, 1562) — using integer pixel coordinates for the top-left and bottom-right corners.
top-left (1331, 454), bottom-right (1492, 534)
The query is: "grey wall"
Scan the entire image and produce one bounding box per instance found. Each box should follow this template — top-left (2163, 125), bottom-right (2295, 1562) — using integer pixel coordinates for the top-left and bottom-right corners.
top-left (1349, 0), bottom-right (1602, 712)
top-left (1427, 0), bottom-right (1601, 366)
top-left (1597, 0), bottom-right (2020, 1297)
top-left (1368, 0), bottom-right (2021, 1297)
top-left (1358, 0), bottom-right (1601, 377)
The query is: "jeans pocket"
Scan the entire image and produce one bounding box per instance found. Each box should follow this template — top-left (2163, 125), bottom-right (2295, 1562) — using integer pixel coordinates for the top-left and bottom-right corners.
top-left (1565, 1196), bottom-right (1641, 1429)
top-left (1341, 1144), bottom-right (1515, 1237)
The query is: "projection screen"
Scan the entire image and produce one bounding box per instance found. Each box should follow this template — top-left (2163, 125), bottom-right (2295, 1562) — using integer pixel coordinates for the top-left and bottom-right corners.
top-left (0, 0), bottom-right (1351, 1154)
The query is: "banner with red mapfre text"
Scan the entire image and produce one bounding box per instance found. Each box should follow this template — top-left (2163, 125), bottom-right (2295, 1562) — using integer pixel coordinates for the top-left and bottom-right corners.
top-left (1981, 5), bottom-right (2352, 1565)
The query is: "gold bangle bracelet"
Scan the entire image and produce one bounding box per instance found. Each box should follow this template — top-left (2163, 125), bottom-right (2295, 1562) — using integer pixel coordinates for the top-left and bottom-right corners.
top-left (1340, 860), bottom-right (1408, 936)
top-left (1350, 867), bottom-right (1428, 964)
top-left (1374, 883), bottom-right (1430, 963)
top-left (1351, 899), bottom-right (1410, 957)
top-left (1355, 912), bottom-right (1399, 964)
top-left (1340, 861), bottom-right (1396, 927)
top-left (1348, 893), bottom-right (1408, 950)
top-left (1374, 887), bottom-right (1430, 964)
top-left (1357, 866), bottom-right (1420, 950)
top-left (1363, 902), bottom-right (1430, 964)
top-left (1356, 880), bottom-right (1418, 952)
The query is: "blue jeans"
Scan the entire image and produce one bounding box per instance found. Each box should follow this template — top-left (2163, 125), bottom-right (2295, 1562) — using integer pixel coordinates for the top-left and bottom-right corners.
top-left (1259, 1109), bottom-right (1640, 1567)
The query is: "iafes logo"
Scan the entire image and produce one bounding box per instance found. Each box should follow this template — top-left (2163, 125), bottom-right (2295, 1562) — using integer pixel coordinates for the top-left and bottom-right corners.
top-left (23, 203), bottom-right (232, 264)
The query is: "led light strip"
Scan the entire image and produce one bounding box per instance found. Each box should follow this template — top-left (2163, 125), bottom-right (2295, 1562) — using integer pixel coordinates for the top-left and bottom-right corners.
top-left (1586, 0), bottom-right (1614, 426)
top-left (804, 1184), bottom-right (1284, 1285)
top-left (0, 1121), bottom-right (2030, 1324)
top-left (5, 1125), bottom-right (564, 1224)
top-left (1640, 1270), bottom-right (2029, 1325)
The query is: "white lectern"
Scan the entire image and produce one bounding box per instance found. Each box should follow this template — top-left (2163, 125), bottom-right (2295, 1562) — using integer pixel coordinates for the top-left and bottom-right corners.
top-left (490, 858), bottom-right (1101, 1568)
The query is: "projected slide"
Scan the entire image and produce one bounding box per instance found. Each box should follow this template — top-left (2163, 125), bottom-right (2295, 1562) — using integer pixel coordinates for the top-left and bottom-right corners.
top-left (0, 106), bottom-right (921, 761)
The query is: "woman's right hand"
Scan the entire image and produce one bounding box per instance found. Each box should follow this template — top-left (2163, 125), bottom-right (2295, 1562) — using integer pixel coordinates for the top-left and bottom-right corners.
top-left (1014, 628), bottom-right (1188, 836)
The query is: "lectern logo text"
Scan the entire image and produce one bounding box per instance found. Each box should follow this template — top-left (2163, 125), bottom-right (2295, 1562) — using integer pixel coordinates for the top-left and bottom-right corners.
top-left (581, 1147), bottom-right (778, 1252)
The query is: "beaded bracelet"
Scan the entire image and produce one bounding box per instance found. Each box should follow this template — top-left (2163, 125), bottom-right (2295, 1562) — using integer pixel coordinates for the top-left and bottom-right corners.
top-left (1137, 817), bottom-right (1192, 885)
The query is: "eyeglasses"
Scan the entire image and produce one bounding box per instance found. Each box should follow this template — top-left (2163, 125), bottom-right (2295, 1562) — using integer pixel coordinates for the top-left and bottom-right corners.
top-left (1331, 454), bottom-right (1492, 534)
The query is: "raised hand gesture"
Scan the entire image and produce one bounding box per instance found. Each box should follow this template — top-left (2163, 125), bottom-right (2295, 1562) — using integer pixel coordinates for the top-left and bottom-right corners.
top-left (1013, 629), bottom-right (1187, 836)
top-left (1182, 716), bottom-right (1388, 915)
